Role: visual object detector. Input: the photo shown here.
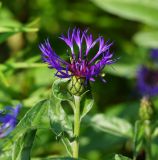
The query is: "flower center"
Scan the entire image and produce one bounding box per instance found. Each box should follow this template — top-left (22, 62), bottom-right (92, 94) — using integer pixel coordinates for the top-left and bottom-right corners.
top-left (69, 59), bottom-right (89, 77)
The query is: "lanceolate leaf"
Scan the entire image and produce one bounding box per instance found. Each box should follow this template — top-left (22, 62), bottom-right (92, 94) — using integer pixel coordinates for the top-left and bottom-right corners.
top-left (80, 91), bottom-right (94, 120)
top-left (133, 120), bottom-right (145, 158)
top-left (1, 100), bottom-right (49, 157)
top-left (12, 129), bottom-right (37, 160)
top-left (11, 100), bottom-right (49, 140)
top-left (49, 94), bottom-right (73, 138)
top-left (115, 154), bottom-right (132, 160)
top-left (133, 31), bottom-right (158, 48)
top-left (85, 114), bottom-right (133, 138)
top-left (49, 95), bottom-right (73, 156)
top-left (61, 138), bottom-right (73, 157)
top-left (49, 81), bottom-right (74, 156)
top-left (105, 64), bottom-right (136, 79)
top-left (91, 0), bottom-right (158, 27)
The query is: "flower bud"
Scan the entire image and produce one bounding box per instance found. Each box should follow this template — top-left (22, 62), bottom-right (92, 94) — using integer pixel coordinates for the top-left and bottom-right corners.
top-left (67, 76), bottom-right (86, 96)
top-left (139, 96), bottom-right (154, 121)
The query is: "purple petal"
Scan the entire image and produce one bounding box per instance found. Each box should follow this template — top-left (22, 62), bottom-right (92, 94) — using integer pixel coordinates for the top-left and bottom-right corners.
top-left (0, 104), bottom-right (21, 138)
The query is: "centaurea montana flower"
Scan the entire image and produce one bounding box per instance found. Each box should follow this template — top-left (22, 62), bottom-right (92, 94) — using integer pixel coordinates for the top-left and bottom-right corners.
top-left (39, 28), bottom-right (115, 83)
top-left (150, 49), bottom-right (158, 60)
top-left (137, 66), bottom-right (158, 97)
top-left (0, 104), bottom-right (21, 138)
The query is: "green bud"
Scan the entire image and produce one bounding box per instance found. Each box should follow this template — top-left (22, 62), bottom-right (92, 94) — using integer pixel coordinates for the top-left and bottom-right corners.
top-left (68, 76), bottom-right (86, 96)
top-left (139, 96), bottom-right (154, 121)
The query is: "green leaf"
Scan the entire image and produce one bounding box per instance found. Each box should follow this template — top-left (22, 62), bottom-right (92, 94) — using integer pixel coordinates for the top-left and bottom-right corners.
top-left (133, 31), bottom-right (158, 48)
top-left (85, 114), bottom-right (133, 138)
top-left (80, 91), bottom-right (94, 120)
top-left (2, 100), bottom-right (48, 153)
top-left (0, 32), bottom-right (15, 43)
top-left (49, 96), bottom-right (73, 137)
top-left (61, 138), bottom-right (73, 157)
top-left (32, 157), bottom-right (76, 160)
top-left (91, 0), bottom-right (158, 27)
top-left (133, 120), bottom-right (145, 157)
top-left (0, 7), bottom-right (38, 43)
top-left (49, 96), bottom-right (73, 155)
top-left (0, 71), bottom-right (9, 87)
top-left (49, 81), bottom-right (73, 156)
top-left (11, 100), bottom-right (49, 140)
top-left (0, 18), bottom-right (39, 33)
top-left (12, 129), bottom-right (37, 160)
top-left (0, 150), bottom-right (11, 160)
top-left (115, 154), bottom-right (132, 160)
top-left (52, 78), bottom-right (73, 101)
top-left (105, 64), bottom-right (136, 79)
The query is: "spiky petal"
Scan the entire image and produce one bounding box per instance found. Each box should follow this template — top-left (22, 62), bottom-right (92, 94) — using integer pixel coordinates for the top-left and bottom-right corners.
top-left (39, 28), bottom-right (115, 82)
top-left (0, 104), bottom-right (21, 138)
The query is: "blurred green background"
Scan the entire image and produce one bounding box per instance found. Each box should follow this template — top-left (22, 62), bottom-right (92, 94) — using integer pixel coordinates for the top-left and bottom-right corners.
top-left (0, 0), bottom-right (158, 159)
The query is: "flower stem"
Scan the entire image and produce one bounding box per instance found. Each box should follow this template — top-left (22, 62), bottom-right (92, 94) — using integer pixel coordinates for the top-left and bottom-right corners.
top-left (72, 95), bottom-right (81, 158)
top-left (145, 121), bottom-right (152, 160)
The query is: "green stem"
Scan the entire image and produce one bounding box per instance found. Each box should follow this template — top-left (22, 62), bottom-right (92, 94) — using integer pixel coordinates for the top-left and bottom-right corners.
top-left (145, 121), bottom-right (152, 160)
top-left (72, 95), bottom-right (81, 158)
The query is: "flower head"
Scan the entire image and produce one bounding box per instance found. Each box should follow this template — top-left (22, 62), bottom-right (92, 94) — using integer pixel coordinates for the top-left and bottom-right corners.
top-left (137, 66), bottom-right (158, 97)
top-left (39, 28), bottom-right (115, 82)
top-left (0, 104), bottom-right (21, 138)
top-left (150, 49), bottom-right (158, 60)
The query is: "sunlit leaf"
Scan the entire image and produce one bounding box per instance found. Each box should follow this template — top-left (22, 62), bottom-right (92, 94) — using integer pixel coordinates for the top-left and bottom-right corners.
top-left (0, 6), bottom-right (39, 43)
top-left (115, 154), bottom-right (132, 160)
top-left (91, 0), bottom-right (158, 27)
top-left (85, 114), bottom-right (133, 138)
top-left (105, 63), bottom-right (136, 79)
top-left (133, 31), bottom-right (158, 48)
top-left (0, 150), bottom-right (11, 160)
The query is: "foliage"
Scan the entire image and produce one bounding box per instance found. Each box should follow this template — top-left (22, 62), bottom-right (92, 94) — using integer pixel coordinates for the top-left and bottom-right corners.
top-left (1, 0), bottom-right (158, 160)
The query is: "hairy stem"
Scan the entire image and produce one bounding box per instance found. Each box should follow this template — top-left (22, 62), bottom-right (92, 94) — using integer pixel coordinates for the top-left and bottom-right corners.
top-left (72, 95), bottom-right (81, 158)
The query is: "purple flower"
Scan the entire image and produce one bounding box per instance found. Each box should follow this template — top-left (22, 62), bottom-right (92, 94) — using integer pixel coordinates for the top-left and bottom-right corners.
top-left (39, 28), bottom-right (115, 82)
top-left (137, 66), bottom-right (158, 97)
top-left (0, 104), bottom-right (21, 138)
top-left (150, 49), bottom-right (158, 60)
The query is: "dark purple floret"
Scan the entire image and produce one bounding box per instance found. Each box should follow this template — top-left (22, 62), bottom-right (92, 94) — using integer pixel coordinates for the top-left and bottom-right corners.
top-left (39, 28), bottom-right (115, 82)
top-left (137, 66), bottom-right (158, 97)
top-left (0, 104), bottom-right (21, 138)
